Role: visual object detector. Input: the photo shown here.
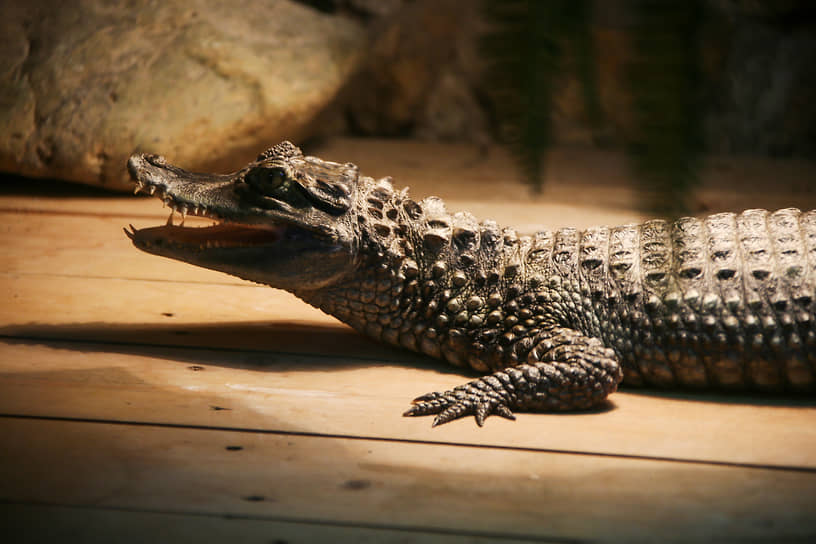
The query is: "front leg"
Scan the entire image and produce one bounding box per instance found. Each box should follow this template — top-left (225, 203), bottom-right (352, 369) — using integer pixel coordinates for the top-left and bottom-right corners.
top-left (403, 327), bottom-right (623, 427)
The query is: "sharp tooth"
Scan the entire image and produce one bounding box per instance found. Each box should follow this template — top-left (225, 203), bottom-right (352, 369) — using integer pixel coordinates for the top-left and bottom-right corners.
top-left (133, 185), bottom-right (142, 195)
top-left (192, 205), bottom-right (200, 216)
top-left (148, 185), bottom-right (157, 195)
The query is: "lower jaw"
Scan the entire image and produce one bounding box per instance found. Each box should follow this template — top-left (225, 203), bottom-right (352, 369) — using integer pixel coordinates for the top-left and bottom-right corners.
top-left (132, 222), bottom-right (286, 248)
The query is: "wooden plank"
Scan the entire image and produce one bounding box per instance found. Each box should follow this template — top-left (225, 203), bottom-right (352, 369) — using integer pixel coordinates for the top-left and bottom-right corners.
top-left (2, 138), bottom-right (814, 544)
top-left (0, 274), bottom-right (412, 362)
top-left (2, 503), bottom-right (536, 544)
top-left (0, 211), bottom-right (248, 285)
top-left (1, 174), bottom-right (815, 471)
top-left (2, 262), bottom-right (815, 470)
top-left (1, 416), bottom-right (814, 543)
top-left (1, 338), bottom-right (815, 469)
top-left (3, 214), bottom-right (816, 469)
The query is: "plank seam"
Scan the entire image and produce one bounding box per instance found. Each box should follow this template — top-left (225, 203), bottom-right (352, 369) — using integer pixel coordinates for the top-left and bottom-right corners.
top-left (0, 206), bottom-right (174, 220)
top-left (0, 271), bottom-right (258, 287)
top-left (2, 413), bottom-right (813, 474)
top-left (0, 498), bottom-right (581, 543)
top-left (0, 334), bottom-right (406, 364)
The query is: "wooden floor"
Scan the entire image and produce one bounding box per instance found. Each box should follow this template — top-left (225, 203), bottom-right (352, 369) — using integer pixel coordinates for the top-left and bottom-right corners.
top-left (2, 139), bottom-right (816, 543)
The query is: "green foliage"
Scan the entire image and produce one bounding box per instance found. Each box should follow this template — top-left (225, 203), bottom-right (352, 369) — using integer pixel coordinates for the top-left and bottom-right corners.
top-left (627, 0), bottom-right (704, 214)
top-left (481, 0), bottom-right (598, 190)
top-left (481, 0), bottom-right (704, 213)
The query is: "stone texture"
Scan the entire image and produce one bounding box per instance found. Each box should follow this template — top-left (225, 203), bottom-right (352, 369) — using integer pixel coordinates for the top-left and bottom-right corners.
top-left (415, 70), bottom-right (490, 144)
top-left (0, 0), bottom-right (366, 190)
top-left (342, 0), bottom-right (476, 138)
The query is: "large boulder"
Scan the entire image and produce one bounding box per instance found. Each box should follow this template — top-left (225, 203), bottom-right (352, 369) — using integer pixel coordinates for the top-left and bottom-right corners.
top-left (0, 0), bottom-right (366, 190)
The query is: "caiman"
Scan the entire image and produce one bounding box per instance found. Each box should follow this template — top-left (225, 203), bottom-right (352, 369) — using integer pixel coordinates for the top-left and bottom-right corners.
top-left (125, 141), bottom-right (816, 426)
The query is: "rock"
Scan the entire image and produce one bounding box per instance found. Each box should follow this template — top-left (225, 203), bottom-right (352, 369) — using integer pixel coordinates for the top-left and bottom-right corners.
top-left (342, 0), bottom-right (471, 136)
top-left (414, 3), bottom-right (490, 144)
top-left (0, 0), bottom-right (366, 190)
top-left (415, 70), bottom-right (490, 144)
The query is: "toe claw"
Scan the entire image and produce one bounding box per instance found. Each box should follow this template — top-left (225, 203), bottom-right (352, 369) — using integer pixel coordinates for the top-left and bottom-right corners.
top-left (475, 402), bottom-right (491, 427)
top-left (495, 404), bottom-right (516, 420)
top-left (412, 392), bottom-right (440, 403)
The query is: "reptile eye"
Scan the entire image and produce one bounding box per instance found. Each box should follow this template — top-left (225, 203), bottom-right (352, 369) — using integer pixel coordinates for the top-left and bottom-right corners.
top-left (243, 167), bottom-right (311, 208)
top-left (268, 169), bottom-right (286, 185)
top-left (245, 167), bottom-right (288, 194)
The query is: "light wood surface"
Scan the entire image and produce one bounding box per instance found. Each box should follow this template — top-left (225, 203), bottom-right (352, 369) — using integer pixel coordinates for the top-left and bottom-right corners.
top-left (2, 139), bottom-right (815, 543)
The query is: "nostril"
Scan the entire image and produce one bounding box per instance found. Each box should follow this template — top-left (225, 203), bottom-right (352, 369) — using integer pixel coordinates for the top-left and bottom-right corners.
top-left (146, 154), bottom-right (167, 166)
top-left (127, 153), bottom-right (169, 180)
top-left (126, 154), bottom-right (143, 179)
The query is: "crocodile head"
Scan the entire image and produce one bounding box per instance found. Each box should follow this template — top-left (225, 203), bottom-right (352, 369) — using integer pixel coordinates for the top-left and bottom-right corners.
top-left (125, 141), bottom-right (360, 291)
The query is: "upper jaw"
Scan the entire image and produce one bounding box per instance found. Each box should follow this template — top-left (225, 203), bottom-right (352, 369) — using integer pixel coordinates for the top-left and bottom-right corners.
top-left (128, 153), bottom-right (240, 223)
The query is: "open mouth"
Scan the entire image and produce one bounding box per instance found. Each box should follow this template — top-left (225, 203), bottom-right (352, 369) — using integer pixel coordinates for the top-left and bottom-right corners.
top-left (125, 165), bottom-right (291, 251)
top-left (124, 222), bottom-right (286, 250)
top-left (124, 151), bottom-right (340, 255)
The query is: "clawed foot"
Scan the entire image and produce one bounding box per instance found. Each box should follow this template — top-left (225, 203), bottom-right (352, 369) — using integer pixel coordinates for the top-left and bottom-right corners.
top-left (402, 330), bottom-right (623, 428)
top-left (403, 382), bottom-right (516, 427)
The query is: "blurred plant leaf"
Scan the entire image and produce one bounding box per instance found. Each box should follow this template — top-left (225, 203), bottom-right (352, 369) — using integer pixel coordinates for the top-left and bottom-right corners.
top-left (481, 0), bottom-right (705, 212)
top-left (627, 0), bottom-right (705, 215)
top-left (481, 0), bottom-right (597, 191)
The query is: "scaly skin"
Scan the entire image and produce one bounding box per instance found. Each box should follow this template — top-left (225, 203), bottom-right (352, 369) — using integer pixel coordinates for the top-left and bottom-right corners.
top-left (126, 142), bottom-right (816, 426)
